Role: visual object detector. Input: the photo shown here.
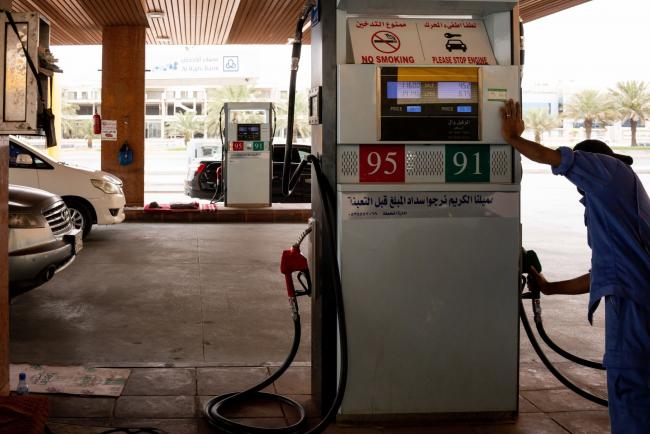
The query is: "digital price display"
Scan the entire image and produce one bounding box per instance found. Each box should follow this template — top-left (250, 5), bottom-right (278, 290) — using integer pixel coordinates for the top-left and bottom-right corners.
top-left (237, 124), bottom-right (261, 141)
top-left (438, 82), bottom-right (472, 100)
top-left (380, 67), bottom-right (480, 141)
top-left (387, 82), bottom-right (422, 99)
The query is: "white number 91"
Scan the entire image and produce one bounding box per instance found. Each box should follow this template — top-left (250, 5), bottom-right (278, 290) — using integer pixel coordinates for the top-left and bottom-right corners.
top-left (452, 151), bottom-right (482, 176)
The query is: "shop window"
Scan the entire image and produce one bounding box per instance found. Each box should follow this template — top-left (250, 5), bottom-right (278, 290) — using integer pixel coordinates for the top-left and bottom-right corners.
top-left (146, 103), bottom-right (161, 116)
top-left (146, 90), bottom-right (163, 100)
top-left (76, 104), bottom-right (93, 115)
top-left (145, 121), bottom-right (162, 138)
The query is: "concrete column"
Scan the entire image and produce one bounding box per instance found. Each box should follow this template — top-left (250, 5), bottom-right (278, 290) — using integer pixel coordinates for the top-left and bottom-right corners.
top-left (101, 26), bottom-right (146, 206)
top-left (0, 138), bottom-right (8, 396)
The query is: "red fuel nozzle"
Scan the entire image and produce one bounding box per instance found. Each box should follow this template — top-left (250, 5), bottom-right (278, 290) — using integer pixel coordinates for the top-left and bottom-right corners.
top-left (280, 245), bottom-right (310, 298)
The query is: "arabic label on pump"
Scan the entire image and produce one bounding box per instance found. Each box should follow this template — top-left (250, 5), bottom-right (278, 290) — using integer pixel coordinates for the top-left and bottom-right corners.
top-left (341, 192), bottom-right (519, 220)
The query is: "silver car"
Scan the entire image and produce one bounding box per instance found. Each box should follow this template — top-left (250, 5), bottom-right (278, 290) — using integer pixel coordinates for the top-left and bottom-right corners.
top-left (9, 185), bottom-right (82, 295)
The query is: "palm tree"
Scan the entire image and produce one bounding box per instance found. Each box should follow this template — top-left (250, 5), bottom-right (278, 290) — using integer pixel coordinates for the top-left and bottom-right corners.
top-left (205, 85), bottom-right (262, 138)
top-left (563, 90), bottom-right (614, 139)
top-left (61, 102), bottom-right (80, 139)
top-left (524, 109), bottom-right (559, 143)
top-left (274, 90), bottom-right (310, 143)
top-left (167, 111), bottom-right (203, 147)
top-left (74, 120), bottom-right (95, 148)
top-left (609, 81), bottom-right (650, 146)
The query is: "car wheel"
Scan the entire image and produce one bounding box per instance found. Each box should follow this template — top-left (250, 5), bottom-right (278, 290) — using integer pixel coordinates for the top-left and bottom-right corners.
top-left (63, 198), bottom-right (93, 238)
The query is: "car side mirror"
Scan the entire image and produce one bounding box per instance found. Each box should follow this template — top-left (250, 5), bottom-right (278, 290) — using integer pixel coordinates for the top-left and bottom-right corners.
top-left (16, 154), bottom-right (33, 165)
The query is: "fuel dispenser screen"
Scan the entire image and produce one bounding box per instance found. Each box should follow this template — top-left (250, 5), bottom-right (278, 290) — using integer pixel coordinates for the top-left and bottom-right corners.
top-left (237, 124), bottom-right (261, 141)
top-left (380, 67), bottom-right (480, 141)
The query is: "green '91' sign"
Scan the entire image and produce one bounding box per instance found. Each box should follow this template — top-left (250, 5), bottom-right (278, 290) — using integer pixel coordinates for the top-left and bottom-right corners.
top-left (445, 145), bottom-right (490, 183)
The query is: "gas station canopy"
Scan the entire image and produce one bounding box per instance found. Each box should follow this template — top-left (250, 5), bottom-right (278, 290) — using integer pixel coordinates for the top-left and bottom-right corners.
top-left (12, 0), bottom-right (589, 45)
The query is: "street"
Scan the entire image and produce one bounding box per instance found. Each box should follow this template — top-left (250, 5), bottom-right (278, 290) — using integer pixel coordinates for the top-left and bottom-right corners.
top-left (54, 145), bottom-right (650, 283)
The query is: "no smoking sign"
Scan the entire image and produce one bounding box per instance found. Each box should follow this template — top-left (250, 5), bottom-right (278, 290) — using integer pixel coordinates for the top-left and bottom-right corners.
top-left (371, 31), bottom-right (400, 53)
top-left (349, 19), bottom-right (425, 64)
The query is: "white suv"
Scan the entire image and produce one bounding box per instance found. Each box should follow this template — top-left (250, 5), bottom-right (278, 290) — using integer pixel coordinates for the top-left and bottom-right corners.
top-left (8, 136), bottom-right (126, 237)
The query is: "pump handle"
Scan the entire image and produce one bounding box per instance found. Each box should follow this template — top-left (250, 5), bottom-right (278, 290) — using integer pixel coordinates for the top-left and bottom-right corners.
top-left (280, 246), bottom-right (311, 298)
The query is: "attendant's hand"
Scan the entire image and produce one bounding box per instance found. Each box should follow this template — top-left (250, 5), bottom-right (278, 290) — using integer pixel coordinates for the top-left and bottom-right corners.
top-left (527, 266), bottom-right (553, 295)
top-left (500, 99), bottom-right (525, 143)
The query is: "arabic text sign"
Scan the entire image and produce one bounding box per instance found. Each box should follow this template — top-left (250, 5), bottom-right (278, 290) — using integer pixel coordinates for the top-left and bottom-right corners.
top-left (348, 18), bottom-right (425, 65)
top-left (418, 20), bottom-right (496, 65)
top-left (348, 18), bottom-right (496, 66)
top-left (342, 192), bottom-right (519, 220)
top-left (101, 120), bottom-right (117, 141)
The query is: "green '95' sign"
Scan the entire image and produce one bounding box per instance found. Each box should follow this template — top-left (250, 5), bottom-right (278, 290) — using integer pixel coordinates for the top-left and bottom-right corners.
top-left (445, 145), bottom-right (490, 183)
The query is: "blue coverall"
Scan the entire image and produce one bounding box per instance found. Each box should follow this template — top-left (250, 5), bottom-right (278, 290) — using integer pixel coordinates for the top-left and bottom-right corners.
top-left (553, 147), bottom-right (650, 434)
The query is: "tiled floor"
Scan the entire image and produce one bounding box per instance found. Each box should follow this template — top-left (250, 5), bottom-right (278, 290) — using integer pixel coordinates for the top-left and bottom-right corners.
top-left (8, 223), bottom-right (611, 433)
top-left (42, 361), bottom-right (610, 434)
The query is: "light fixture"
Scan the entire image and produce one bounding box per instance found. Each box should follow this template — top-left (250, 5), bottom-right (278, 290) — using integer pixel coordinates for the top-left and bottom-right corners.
top-left (156, 35), bottom-right (171, 42)
top-left (147, 11), bottom-right (165, 19)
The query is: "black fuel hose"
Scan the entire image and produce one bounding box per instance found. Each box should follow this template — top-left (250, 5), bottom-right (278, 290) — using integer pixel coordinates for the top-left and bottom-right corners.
top-left (204, 314), bottom-right (307, 433)
top-left (282, 2), bottom-right (312, 197)
top-left (203, 154), bottom-right (347, 434)
top-left (528, 297), bottom-right (605, 370)
top-left (206, 4), bottom-right (347, 430)
top-left (520, 285), bottom-right (607, 406)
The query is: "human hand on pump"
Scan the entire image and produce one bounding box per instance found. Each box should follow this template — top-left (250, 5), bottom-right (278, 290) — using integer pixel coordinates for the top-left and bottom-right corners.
top-left (500, 99), bottom-right (525, 144)
top-left (527, 266), bottom-right (553, 295)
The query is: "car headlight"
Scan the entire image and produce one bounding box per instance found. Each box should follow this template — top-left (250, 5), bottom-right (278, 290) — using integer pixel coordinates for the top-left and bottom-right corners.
top-left (9, 213), bottom-right (45, 228)
top-left (91, 179), bottom-right (120, 194)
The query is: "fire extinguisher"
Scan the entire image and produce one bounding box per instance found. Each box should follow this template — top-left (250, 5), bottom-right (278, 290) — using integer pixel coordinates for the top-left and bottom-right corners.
top-left (93, 111), bottom-right (101, 135)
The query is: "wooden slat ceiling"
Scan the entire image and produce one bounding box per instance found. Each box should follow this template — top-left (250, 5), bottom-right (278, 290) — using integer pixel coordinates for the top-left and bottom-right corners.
top-left (11, 0), bottom-right (587, 46)
top-left (142, 0), bottom-right (240, 45)
top-left (227, 0), bottom-right (311, 45)
top-left (519, 0), bottom-right (591, 22)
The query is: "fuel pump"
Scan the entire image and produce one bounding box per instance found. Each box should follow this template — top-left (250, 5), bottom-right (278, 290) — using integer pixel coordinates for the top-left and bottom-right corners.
top-left (310, 0), bottom-right (523, 421)
top-left (222, 102), bottom-right (274, 207)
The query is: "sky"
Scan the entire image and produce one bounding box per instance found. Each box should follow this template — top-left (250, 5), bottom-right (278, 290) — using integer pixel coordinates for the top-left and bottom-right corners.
top-left (53, 0), bottom-right (649, 92)
top-left (522, 0), bottom-right (650, 89)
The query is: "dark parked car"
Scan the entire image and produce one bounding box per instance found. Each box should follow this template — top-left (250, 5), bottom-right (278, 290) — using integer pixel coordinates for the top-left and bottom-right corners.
top-left (9, 185), bottom-right (82, 296)
top-left (184, 144), bottom-right (312, 203)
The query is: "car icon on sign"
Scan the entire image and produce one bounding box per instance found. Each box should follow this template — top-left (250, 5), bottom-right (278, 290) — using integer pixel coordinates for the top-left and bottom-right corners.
top-left (445, 39), bottom-right (467, 52)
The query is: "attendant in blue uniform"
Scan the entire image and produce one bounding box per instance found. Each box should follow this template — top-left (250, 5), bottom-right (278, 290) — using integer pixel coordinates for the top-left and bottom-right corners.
top-left (501, 99), bottom-right (650, 434)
